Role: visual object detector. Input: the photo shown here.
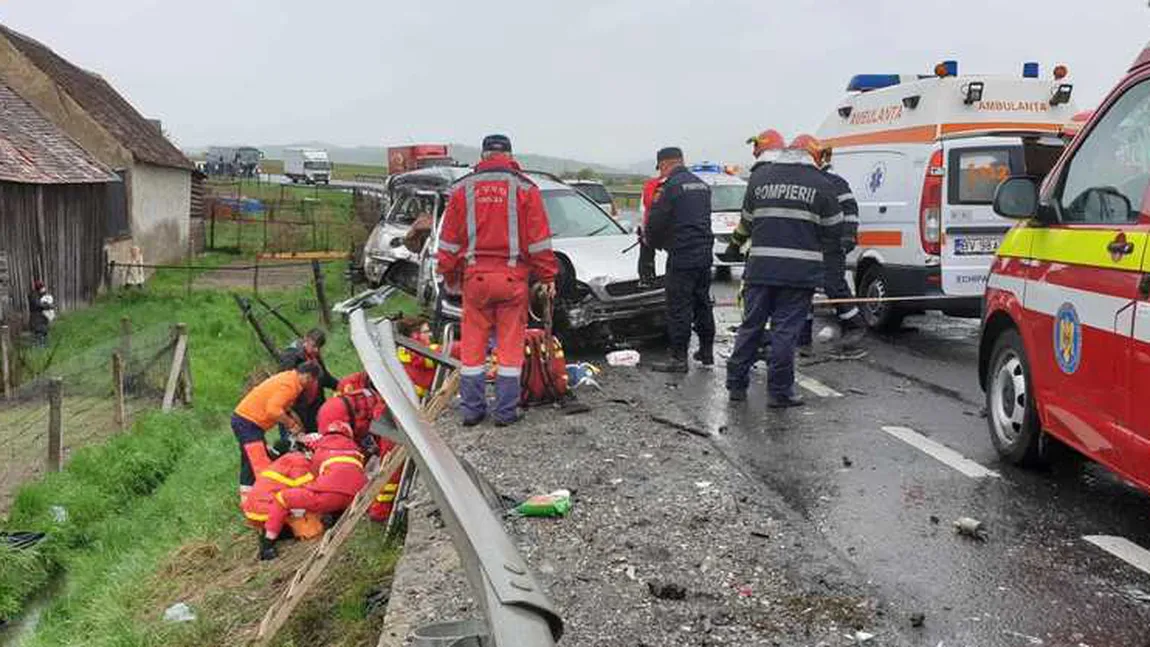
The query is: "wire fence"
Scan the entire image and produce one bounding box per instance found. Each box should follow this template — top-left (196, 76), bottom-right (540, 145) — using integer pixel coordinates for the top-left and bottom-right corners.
top-left (0, 322), bottom-right (183, 511)
top-left (203, 180), bottom-right (370, 256)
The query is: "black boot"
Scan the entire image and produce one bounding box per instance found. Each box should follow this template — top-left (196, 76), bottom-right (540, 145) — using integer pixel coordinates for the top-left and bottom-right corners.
top-left (768, 394), bottom-right (805, 409)
top-left (259, 535), bottom-right (278, 561)
top-left (693, 346), bottom-right (714, 367)
top-left (650, 352), bottom-right (689, 374)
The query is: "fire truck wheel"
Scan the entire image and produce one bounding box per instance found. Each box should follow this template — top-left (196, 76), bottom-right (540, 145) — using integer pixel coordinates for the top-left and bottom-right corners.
top-left (858, 265), bottom-right (905, 332)
top-left (986, 328), bottom-right (1043, 466)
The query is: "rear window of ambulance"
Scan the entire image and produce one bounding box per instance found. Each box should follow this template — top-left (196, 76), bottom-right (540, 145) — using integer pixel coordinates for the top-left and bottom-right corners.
top-left (948, 146), bottom-right (1022, 205)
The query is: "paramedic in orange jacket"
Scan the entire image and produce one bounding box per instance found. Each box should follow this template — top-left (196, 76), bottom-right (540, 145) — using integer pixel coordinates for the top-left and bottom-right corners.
top-left (436, 134), bottom-right (558, 427)
top-left (260, 420), bottom-right (367, 560)
top-left (232, 362), bottom-right (321, 497)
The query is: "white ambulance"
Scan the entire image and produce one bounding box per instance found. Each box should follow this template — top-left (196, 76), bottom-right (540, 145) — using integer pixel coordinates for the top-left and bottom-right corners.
top-left (815, 61), bottom-right (1079, 330)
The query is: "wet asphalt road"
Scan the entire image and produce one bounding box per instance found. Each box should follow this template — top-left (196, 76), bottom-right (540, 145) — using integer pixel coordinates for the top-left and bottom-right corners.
top-left (632, 272), bottom-right (1150, 647)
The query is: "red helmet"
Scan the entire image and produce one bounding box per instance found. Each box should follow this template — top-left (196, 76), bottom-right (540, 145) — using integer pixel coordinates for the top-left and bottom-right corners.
top-left (746, 129), bottom-right (786, 158)
top-left (789, 134), bottom-right (830, 167)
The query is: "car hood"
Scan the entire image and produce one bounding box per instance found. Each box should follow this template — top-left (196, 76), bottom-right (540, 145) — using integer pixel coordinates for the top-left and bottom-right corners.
top-left (553, 235), bottom-right (666, 284)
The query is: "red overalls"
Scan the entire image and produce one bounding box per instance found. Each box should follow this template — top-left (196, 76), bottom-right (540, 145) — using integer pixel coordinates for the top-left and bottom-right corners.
top-left (316, 388), bottom-right (406, 524)
top-left (437, 157), bottom-right (557, 423)
top-left (264, 425), bottom-right (367, 540)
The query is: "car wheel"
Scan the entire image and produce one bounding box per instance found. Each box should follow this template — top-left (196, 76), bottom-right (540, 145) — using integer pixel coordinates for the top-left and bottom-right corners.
top-left (858, 265), bottom-right (905, 331)
top-left (383, 262), bottom-right (419, 295)
top-left (985, 328), bottom-right (1043, 465)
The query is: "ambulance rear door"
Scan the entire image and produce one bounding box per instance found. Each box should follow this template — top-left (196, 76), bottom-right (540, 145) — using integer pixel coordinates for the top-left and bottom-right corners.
top-left (940, 136), bottom-right (1025, 296)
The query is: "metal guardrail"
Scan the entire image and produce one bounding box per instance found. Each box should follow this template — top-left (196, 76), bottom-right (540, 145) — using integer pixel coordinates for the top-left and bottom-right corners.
top-left (349, 309), bottom-right (563, 646)
top-left (610, 189), bottom-right (641, 210)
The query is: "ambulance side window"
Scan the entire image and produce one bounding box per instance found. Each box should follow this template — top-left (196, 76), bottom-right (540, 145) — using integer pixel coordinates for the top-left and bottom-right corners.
top-left (1059, 78), bottom-right (1150, 224)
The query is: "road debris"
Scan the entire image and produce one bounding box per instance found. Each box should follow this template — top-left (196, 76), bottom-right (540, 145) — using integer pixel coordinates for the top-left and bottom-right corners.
top-left (910, 612), bottom-right (926, 627)
top-left (929, 515), bottom-right (941, 525)
top-left (647, 580), bottom-right (687, 601)
top-left (953, 517), bottom-right (987, 541)
top-left (650, 414), bottom-right (712, 438)
top-left (606, 350), bottom-right (640, 367)
top-left (514, 489), bottom-right (572, 517)
top-left (848, 630), bottom-right (875, 643)
top-left (162, 602), bottom-right (196, 623)
top-left (1124, 587), bottom-right (1150, 603)
top-left (1003, 629), bottom-right (1044, 645)
top-left (841, 456), bottom-right (853, 468)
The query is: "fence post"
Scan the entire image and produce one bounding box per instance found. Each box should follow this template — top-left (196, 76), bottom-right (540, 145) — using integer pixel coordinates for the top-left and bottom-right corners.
top-left (253, 258), bottom-right (261, 296)
top-left (119, 316), bottom-right (132, 371)
top-left (0, 324), bottom-right (9, 399)
top-left (113, 351), bottom-right (126, 430)
top-left (209, 207), bottom-right (216, 250)
top-left (163, 323), bottom-right (189, 413)
top-left (312, 260), bottom-right (331, 329)
top-left (47, 377), bottom-right (63, 472)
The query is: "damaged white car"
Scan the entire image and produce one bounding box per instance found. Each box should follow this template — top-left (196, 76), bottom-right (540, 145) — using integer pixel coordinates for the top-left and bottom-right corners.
top-left (361, 169), bottom-right (666, 345)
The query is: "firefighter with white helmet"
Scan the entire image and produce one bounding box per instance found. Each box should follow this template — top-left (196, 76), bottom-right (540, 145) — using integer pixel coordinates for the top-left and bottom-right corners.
top-left (725, 134), bottom-right (844, 407)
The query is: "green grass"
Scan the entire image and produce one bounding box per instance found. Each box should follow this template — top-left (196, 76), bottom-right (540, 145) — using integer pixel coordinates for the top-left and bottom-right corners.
top-left (0, 255), bottom-right (406, 646)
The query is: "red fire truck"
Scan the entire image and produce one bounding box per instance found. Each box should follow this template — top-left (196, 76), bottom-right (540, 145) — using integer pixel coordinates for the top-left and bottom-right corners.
top-left (386, 145), bottom-right (453, 174)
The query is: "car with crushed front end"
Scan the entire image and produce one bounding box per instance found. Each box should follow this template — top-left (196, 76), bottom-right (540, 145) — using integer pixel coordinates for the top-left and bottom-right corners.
top-left (363, 168), bottom-right (666, 346)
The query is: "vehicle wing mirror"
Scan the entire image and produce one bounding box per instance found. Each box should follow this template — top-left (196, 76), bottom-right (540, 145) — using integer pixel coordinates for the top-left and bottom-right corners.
top-left (993, 176), bottom-right (1039, 220)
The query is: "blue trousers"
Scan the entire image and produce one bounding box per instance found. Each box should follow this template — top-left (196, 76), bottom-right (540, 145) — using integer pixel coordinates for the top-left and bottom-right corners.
top-left (726, 284), bottom-right (814, 398)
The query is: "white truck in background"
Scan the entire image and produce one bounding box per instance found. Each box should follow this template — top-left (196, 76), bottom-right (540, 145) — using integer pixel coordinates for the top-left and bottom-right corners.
top-left (284, 147), bottom-right (332, 185)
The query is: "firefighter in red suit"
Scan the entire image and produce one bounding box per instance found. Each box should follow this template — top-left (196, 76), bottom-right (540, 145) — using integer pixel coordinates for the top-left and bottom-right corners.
top-left (316, 382), bottom-right (402, 523)
top-left (241, 452), bottom-right (324, 540)
top-left (637, 175), bottom-right (666, 286)
top-left (260, 421), bottom-right (367, 560)
top-left (436, 134), bottom-right (558, 427)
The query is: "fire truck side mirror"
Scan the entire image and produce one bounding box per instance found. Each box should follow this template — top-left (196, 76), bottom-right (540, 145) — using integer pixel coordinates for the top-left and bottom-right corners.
top-left (993, 176), bottom-right (1039, 220)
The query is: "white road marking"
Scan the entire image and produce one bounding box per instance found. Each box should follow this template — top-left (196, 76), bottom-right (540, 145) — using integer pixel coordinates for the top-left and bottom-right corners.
top-left (880, 426), bottom-right (1001, 479)
top-left (1083, 535), bottom-right (1150, 576)
top-left (796, 373), bottom-right (843, 398)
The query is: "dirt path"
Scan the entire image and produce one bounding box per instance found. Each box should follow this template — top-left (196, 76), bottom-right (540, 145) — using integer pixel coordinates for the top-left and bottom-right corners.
top-left (193, 260), bottom-right (314, 292)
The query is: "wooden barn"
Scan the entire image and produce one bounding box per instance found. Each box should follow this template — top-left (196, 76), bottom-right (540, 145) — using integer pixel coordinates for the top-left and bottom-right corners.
top-left (0, 81), bottom-right (117, 321)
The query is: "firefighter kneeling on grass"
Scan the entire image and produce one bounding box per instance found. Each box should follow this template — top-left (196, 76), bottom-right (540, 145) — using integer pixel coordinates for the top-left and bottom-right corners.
top-left (259, 420), bottom-right (367, 560)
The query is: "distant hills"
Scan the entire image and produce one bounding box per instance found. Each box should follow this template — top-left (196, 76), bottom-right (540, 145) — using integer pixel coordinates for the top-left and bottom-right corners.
top-left (185, 142), bottom-right (640, 178)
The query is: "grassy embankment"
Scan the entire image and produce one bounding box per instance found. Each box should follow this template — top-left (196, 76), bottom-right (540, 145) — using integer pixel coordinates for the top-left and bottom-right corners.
top-left (0, 254), bottom-right (417, 646)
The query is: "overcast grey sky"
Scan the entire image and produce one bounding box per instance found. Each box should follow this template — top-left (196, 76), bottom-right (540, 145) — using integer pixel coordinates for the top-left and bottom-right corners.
top-left (1, 1), bottom-right (1148, 167)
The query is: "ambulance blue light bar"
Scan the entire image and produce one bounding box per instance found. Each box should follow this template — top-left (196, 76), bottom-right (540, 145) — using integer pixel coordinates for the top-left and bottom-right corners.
top-left (846, 74), bottom-right (902, 92)
top-left (689, 162), bottom-right (723, 174)
top-left (1023, 62), bottom-right (1039, 78)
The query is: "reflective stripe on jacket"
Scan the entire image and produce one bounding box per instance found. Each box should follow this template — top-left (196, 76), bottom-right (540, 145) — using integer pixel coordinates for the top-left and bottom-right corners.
top-left (241, 453), bottom-right (313, 522)
top-left (740, 160), bottom-right (844, 289)
top-left (436, 158), bottom-right (558, 282)
top-left (823, 170), bottom-right (859, 249)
